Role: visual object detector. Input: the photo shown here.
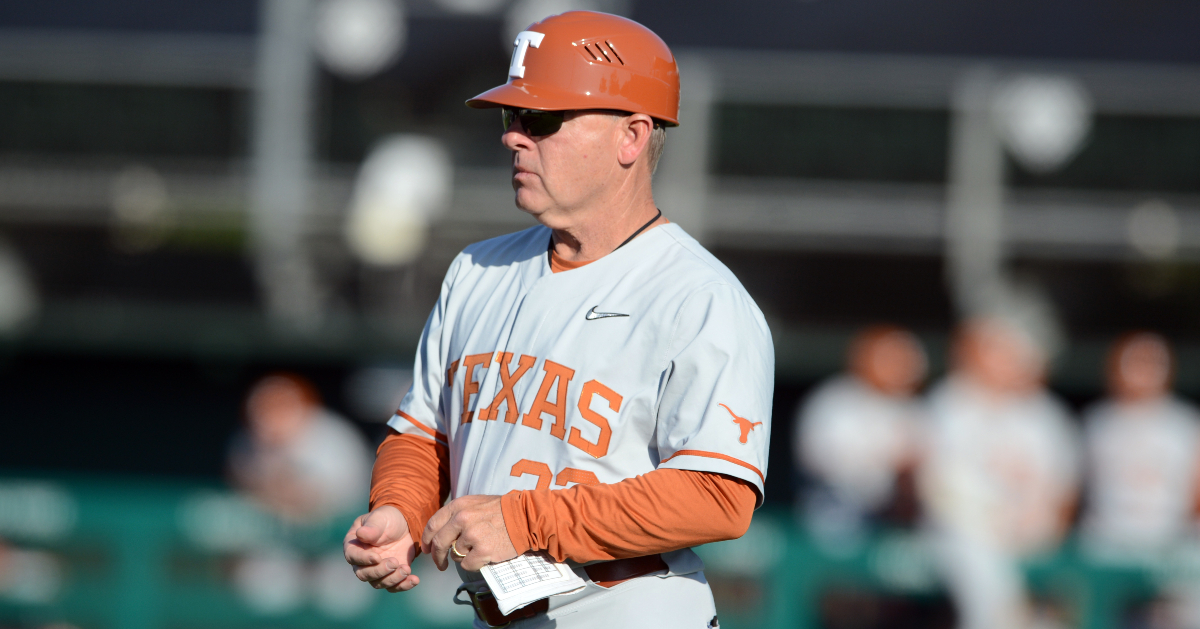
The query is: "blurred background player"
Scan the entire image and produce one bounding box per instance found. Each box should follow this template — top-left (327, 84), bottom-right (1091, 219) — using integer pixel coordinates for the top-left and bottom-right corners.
top-left (227, 373), bottom-right (372, 522)
top-left (224, 373), bottom-right (374, 615)
top-left (920, 315), bottom-right (1081, 629)
top-left (1081, 332), bottom-right (1200, 557)
top-left (795, 325), bottom-right (927, 544)
top-left (0, 538), bottom-right (62, 608)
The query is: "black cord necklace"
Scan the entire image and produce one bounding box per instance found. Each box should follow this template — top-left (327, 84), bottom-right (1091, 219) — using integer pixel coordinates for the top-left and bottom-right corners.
top-left (547, 208), bottom-right (664, 260)
top-left (613, 208), bottom-right (663, 251)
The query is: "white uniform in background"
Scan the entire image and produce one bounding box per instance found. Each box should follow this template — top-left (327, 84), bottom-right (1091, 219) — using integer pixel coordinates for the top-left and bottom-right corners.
top-left (1081, 395), bottom-right (1200, 553)
top-left (797, 375), bottom-right (920, 513)
top-left (230, 409), bottom-right (373, 517)
top-left (390, 223), bottom-right (774, 628)
top-left (229, 409), bottom-right (375, 615)
top-left (920, 376), bottom-right (1081, 629)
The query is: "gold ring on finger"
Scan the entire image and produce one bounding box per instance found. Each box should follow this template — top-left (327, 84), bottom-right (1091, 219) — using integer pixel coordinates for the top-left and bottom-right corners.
top-left (450, 540), bottom-right (467, 560)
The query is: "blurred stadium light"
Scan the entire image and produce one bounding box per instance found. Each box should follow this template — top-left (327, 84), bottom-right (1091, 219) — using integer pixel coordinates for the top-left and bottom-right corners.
top-left (344, 134), bottom-right (453, 267)
top-left (313, 0), bottom-right (407, 80)
top-left (0, 235), bottom-right (40, 334)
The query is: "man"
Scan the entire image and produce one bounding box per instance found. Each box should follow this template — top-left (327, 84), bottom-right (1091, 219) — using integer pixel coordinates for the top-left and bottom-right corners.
top-left (796, 325), bottom-right (926, 543)
top-left (229, 373), bottom-right (372, 521)
top-left (342, 11), bottom-right (773, 629)
top-left (1081, 332), bottom-right (1200, 556)
top-left (920, 316), bottom-right (1080, 629)
top-left (227, 374), bottom-right (374, 615)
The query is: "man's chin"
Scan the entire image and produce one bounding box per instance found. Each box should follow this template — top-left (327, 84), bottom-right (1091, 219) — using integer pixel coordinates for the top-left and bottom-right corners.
top-left (513, 192), bottom-right (544, 217)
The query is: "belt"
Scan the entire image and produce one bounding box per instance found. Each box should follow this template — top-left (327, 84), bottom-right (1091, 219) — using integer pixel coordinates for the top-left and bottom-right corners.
top-left (584, 553), bottom-right (668, 588)
top-left (458, 588), bottom-right (548, 628)
top-left (458, 554), bottom-right (667, 627)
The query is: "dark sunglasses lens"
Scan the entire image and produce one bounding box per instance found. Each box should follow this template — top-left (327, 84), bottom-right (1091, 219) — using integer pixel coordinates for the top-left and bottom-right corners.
top-left (501, 108), bottom-right (565, 135)
top-left (520, 111), bottom-right (564, 135)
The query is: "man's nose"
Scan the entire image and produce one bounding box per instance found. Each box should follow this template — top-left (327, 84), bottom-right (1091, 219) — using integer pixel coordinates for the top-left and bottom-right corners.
top-left (501, 124), bottom-right (531, 151)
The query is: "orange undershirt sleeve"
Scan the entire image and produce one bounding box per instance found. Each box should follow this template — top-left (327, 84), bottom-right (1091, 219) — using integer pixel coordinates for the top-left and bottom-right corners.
top-left (500, 468), bottom-right (757, 563)
top-left (369, 430), bottom-right (451, 548)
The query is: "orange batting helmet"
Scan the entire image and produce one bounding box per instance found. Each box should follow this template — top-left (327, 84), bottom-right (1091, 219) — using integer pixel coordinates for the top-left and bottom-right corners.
top-left (466, 11), bottom-right (680, 126)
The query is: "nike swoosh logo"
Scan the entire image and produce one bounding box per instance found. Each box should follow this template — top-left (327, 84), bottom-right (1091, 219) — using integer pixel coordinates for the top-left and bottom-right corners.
top-left (585, 306), bottom-right (629, 321)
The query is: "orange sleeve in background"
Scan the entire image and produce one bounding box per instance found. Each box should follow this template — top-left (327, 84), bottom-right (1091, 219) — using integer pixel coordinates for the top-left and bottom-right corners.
top-left (501, 468), bottom-right (757, 563)
top-left (369, 430), bottom-right (451, 548)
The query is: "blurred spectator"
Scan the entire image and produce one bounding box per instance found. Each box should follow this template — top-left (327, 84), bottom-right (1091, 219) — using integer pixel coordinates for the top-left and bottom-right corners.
top-left (795, 325), bottom-right (927, 543)
top-left (919, 316), bottom-right (1081, 629)
top-left (1081, 332), bottom-right (1200, 556)
top-left (0, 538), bottom-right (63, 605)
top-left (227, 373), bottom-right (372, 521)
top-left (225, 374), bottom-right (375, 616)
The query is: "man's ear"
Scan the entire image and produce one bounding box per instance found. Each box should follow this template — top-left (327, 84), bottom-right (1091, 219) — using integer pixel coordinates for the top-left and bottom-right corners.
top-left (616, 114), bottom-right (654, 168)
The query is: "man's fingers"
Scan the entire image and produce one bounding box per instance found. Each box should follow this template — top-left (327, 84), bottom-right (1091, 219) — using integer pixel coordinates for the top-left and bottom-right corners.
top-left (427, 517), bottom-right (465, 571)
top-left (342, 514), bottom-right (368, 554)
top-left (343, 514), bottom-right (381, 567)
top-left (386, 573), bottom-right (420, 593)
top-left (343, 514), bottom-right (368, 544)
top-left (458, 539), bottom-right (492, 572)
top-left (355, 524), bottom-right (384, 546)
top-left (358, 506), bottom-right (406, 546)
top-left (368, 561), bottom-right (412, 589)
top-left (450, 539), bottom-right (472, 564)
top-left (344, 542), bottom-right (381, 567)
top-left (421, 504), bottom-right (455, 555)
top-left (355, 558), bottom-right (400, 583)
top-left (424, 507), bottom-right (464, 569)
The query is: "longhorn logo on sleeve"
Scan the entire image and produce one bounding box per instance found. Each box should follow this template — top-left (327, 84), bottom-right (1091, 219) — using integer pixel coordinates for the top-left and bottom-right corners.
top-left (720, 403), bottom-right (761, 444)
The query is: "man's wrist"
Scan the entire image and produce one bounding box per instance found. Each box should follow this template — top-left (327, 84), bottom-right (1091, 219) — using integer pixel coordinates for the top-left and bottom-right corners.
top-left (501, 491), bottom-right (533, 556)
top-left (372, 502), bottom-right (417, 546)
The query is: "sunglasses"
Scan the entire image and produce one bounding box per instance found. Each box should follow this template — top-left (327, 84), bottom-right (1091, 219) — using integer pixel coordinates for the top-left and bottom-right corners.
top-left (502, 107), bottom-right (664, 136)
top-left (501, 107), bottom-right (568, 136)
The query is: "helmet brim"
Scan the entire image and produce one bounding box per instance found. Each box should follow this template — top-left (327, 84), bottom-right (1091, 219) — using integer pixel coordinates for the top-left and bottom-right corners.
top-left (466, 81), bottom-right (587, 112)
top-left (466, 81), bottom-right (680, 126)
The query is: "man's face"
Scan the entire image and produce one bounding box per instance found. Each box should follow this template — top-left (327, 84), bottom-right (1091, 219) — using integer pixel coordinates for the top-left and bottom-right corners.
top-left (852, 331), bottom-right (926, 397)
top-left (246, 379), bottom-right (312, 447)
top-left (956, 319), bottom-right (1046, 395)
top-left (501, 110), bottom-right (623, 224)
top-left (1109, 335), bottom-right (1171, 402)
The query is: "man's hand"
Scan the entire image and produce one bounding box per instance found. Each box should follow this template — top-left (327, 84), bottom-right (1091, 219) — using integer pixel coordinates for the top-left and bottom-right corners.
top-left (343, 505), bottom-right (420, 592)
top-left (422, 495), bottom-right (518, 572)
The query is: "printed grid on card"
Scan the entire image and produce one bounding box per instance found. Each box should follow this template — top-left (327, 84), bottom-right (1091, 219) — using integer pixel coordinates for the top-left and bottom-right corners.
top-left (490, 554), bottom-right (563, 594)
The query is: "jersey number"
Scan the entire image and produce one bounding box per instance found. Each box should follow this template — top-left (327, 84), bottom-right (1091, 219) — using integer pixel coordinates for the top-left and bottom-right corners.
top-left (510, 459), bottom-right (600, 490)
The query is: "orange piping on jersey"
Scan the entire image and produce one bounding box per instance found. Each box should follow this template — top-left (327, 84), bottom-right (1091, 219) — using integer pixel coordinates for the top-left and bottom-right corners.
top-left (548, 250), bottom-right (594, 273)
top-left (460, 352), bottom-right (493, 424)
top-left (396, 410), bottom-right (448, 445)
top-left (480, 352), bottom-right (536, 422)
top-left (568, 380), bottom-right (619, 458)
top-left (522, 360), bottom-right (576, 438)
top-left (660, 449), bottom-right (765, 484)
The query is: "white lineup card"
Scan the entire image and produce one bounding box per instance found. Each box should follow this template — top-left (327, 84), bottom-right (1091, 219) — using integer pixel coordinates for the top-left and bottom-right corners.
top-left (480, 551), bottom-right (586, 615)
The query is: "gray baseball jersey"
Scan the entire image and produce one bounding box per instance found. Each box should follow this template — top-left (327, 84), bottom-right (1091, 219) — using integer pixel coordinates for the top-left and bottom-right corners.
top-left (388, 222), bottom-right (773, 618)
